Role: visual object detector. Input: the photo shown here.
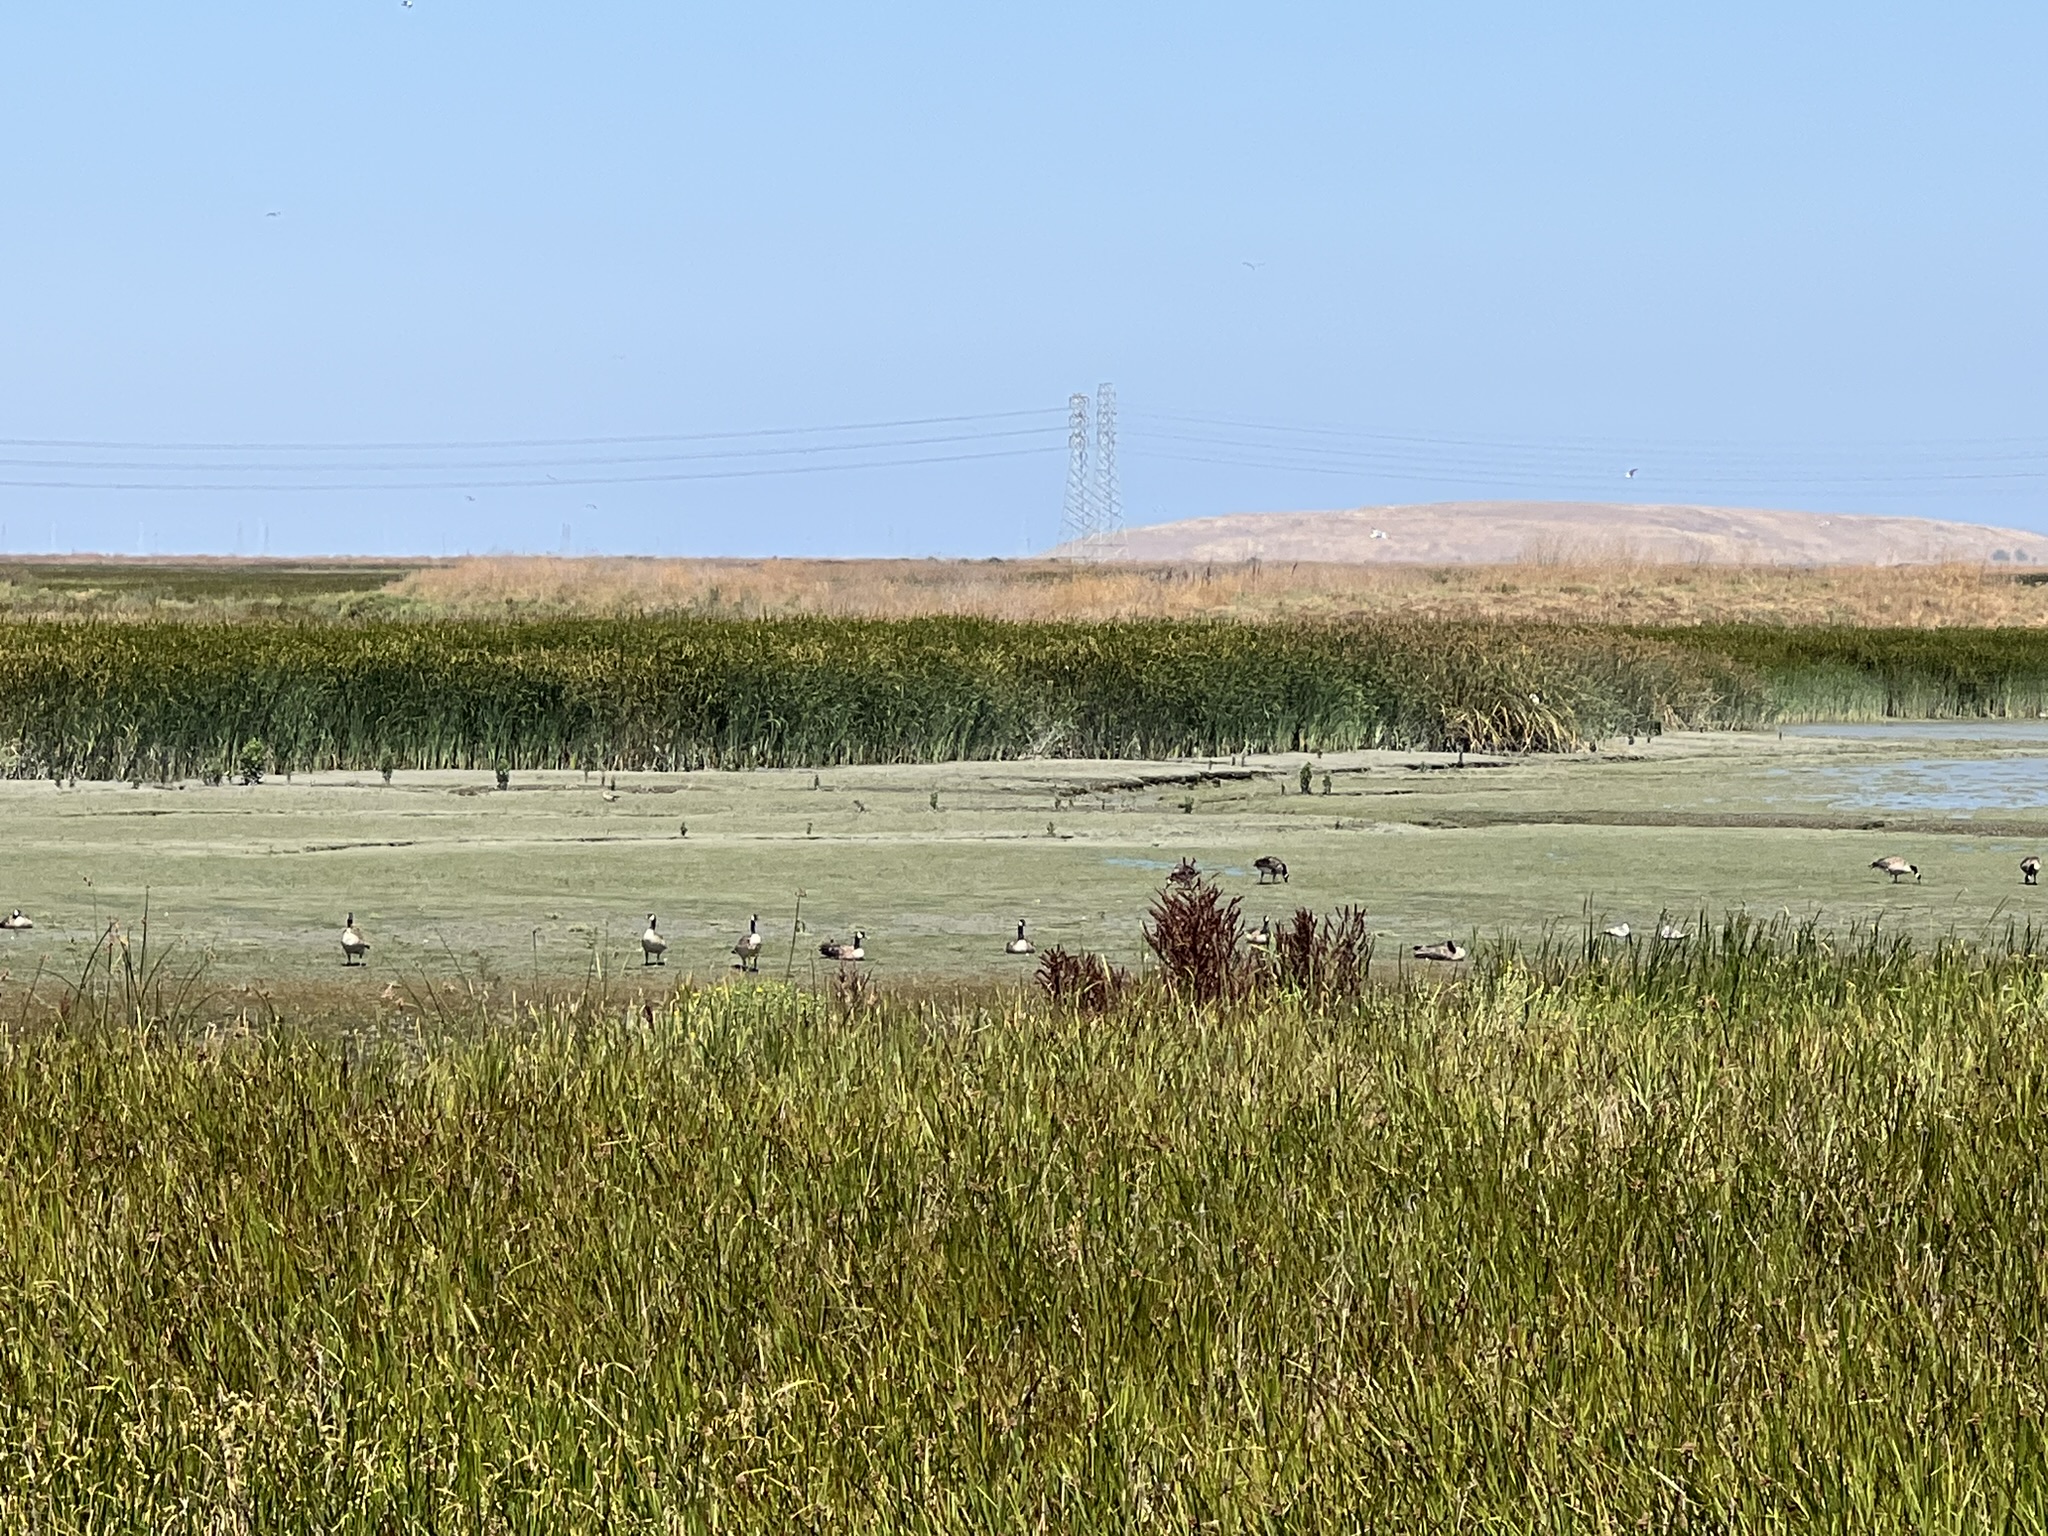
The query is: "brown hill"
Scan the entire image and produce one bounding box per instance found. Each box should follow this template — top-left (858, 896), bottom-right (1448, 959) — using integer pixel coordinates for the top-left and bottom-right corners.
top-left (1079, 502), bottom-right (2045, 566)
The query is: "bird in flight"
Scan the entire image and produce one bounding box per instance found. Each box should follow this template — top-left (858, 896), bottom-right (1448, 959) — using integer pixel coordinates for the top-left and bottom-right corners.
top-left (1625, 468), bottom-right (1638, 479)
top-left (265, 211), bottom-right (281, 219)
top-left (1242, 260), bottom-right (1264, 271)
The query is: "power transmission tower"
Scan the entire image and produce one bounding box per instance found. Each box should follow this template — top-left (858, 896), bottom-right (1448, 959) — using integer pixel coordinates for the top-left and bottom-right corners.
top-left (1059, 391), bottom-right (1094, 552)
top-left (1056, 383), bottom-right (1124, 558)
top-left (1092, 381), bottom-right (1122, 557)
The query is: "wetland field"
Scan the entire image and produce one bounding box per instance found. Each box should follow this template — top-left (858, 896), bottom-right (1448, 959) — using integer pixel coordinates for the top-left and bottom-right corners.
top-left (6, 560), bottom-right (2048, 1528)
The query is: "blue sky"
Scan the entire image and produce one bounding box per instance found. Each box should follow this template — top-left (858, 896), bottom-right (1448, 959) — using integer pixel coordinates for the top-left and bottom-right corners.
top-left (1, 4), bottom-right (2043, 557)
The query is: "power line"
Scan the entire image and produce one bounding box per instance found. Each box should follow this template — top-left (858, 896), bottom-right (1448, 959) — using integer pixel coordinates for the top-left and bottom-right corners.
top-left (0, 407), bottom-right (1062, 454)
top-left (0, 445), bottom-right (1057, 494)
top-left (0, 425), bottom-right (1060, 476)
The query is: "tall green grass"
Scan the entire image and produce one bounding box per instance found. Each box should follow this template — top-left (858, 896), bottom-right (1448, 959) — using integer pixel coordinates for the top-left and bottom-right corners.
top-left (9, 618), bottom-right (2048, 780)
top-left (2, 925), bottom-right (2046, 1529)
top-left (1658, 624), bottom-right (2048, 721)
top-left (0, 617), bottom-right (1762, 778)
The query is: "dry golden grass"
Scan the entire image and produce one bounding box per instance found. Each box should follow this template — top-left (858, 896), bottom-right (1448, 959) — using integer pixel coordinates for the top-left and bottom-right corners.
top-left (390, 554), bottom-right (2048, 627)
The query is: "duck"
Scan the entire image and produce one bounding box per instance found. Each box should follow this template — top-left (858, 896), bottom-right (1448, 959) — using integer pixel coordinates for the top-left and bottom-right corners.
top-left (1602, 922), bottom-right (1632, 941)
top-left (341, 914), bottom-right (369, 966)
top-left (820, 930), bottom-right (866, 963)
top-left (1871, 856), bottom-right (1921, 884)
top-left (0, 909), bottom-right (32, 930)
top-left (1657, 922), bottom-right (1690, 943)
top-left (2024, 856), bottom-right (2041, 887)
top-left (1005, 920), bottom-right (1033, 955)
top-left (733, 914), bottom-right (764, 971)
top-left (1412, 939), bottom-right (1467, 963)
top-left (1253, 856), bottom-right (1289, 885)
top-left (640, 914), bottom-right (668, 966)
top-left (1246, 916), bottom-right (1272, 949)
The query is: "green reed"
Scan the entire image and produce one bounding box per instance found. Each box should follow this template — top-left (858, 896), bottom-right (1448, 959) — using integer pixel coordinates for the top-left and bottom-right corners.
top-left (1656, 624), bottom-right (2048, 722)
top-left (0, 617), bottom-right (1763, 779)
top-left (1, 923), bottom-right (2045, 1530)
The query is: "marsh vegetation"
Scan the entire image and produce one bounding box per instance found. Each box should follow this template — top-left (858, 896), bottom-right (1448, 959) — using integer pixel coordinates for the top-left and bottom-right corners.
top-left (1, 920), bottom-right (2044, 1529)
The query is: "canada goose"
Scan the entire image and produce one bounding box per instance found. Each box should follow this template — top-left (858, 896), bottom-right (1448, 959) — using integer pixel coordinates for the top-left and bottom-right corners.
top-left (1246, 917), bottom-right (1272, 949)
top-left (0, 909), bottom-right (32, 930)
top-left (602, 790), bottom-right (620, 803)
top-left (2024, 856), bottom-right (2041, 886)
top-left (733, 914), bottom-right (763, 971)
top-left (1412, 939), bottom-right (1467, 963)
top-left (641, 914), bottom-right (668, 966)
top-left (1871, 856), bottom-right (1920, 884)
top-left (1253, 856), bottom-right (1289, 885)
top-left (820, 930), bottom-right (866, 962)
top-left (1657, 922), bottom-right (1690, 943)
top-left (340, 914), bottom-right (368, 965)
top-left (1602, 922), bottom-right (1632, 941)
top-left (1006, 920), bottom-right (1033, 955)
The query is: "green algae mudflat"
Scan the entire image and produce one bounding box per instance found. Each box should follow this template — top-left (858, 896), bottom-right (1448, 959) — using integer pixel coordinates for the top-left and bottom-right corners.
top-left (4, 726), bottom-right (2046, 989)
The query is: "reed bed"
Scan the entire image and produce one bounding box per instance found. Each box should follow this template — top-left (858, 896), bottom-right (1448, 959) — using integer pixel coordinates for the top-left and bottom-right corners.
top-left (11, 614), bottom-right (2048, 781)
top-left (1, 922), bottom-right (2045, 1529)
top-left (0, 617), bottom-right (1763, 779)
top-left (1658, 625), bottom-right (2048, 721)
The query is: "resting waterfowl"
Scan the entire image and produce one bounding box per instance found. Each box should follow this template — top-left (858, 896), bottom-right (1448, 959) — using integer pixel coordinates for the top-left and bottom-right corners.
top-left (1006, 920), bottom-right (1033, 955)
top-left (1246, 917), bottom-right (1272, 949)
top-left (1602, 922), bottom-right (1632, 941)
top-left (340, 914), bottom-right (369, 966)
top-left (733, 914), bottom-right (764, 971)
top-left (1253, 856), bottom-right (1289, 885)
top-left (1657, 922), bottom-right (1690, 943)
top-left (1412, 939), bottom-right (1467, 963)
top-left (2025, 857), bottom-right (2041, 887)
top-left (641, 914), bottom-right (668, 966)
top-left (819, 930), bottom-right (865, 963)
top-left (0, 909), bottom-right (32, 930)
top-left (1871, 856), bottom-right (1920, 884)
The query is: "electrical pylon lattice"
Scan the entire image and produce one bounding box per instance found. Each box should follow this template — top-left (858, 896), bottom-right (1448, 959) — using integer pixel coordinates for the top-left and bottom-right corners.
top-left (1059, 392), bottom-right (1094, 551)
top-left (1057, 383), bottom-right (1123, 558)
top-left (1091, 381), bottom-right (1122, 558)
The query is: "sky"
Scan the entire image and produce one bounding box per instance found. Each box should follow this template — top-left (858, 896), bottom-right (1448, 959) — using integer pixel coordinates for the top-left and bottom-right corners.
top-left (1, 4), bottom-right (2044, 558)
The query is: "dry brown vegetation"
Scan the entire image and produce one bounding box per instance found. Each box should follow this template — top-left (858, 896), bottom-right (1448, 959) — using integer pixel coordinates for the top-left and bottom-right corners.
top-left (390, 554), bottom-right (2048, 627)
top-left (4, 553), bottom-right (2046, 628)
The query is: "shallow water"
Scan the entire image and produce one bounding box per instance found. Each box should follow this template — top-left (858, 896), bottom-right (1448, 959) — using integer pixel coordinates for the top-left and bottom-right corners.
top-left (1810, 757), bottom-right (2048, 814)
top-left (1783, 721), bottom-right (2048, 743)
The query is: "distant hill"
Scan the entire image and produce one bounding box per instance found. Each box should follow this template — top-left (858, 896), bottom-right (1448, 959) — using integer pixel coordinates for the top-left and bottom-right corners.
top-left (1069, 502), bottom-right (2046, 566)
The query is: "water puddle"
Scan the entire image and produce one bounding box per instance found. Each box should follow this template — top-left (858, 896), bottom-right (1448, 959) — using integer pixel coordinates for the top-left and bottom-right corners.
top-left (1813, 758), bottom-right (2048, 814)
top-left (1103, 857), bottom-right (1249, 877)
top-left (1783, 721), bottom-right (2048, 743)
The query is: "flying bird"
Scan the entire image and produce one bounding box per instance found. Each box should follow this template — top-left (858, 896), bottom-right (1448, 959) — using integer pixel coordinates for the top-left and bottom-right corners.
top-left (1625, 468), bottom-right (1638, 479)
